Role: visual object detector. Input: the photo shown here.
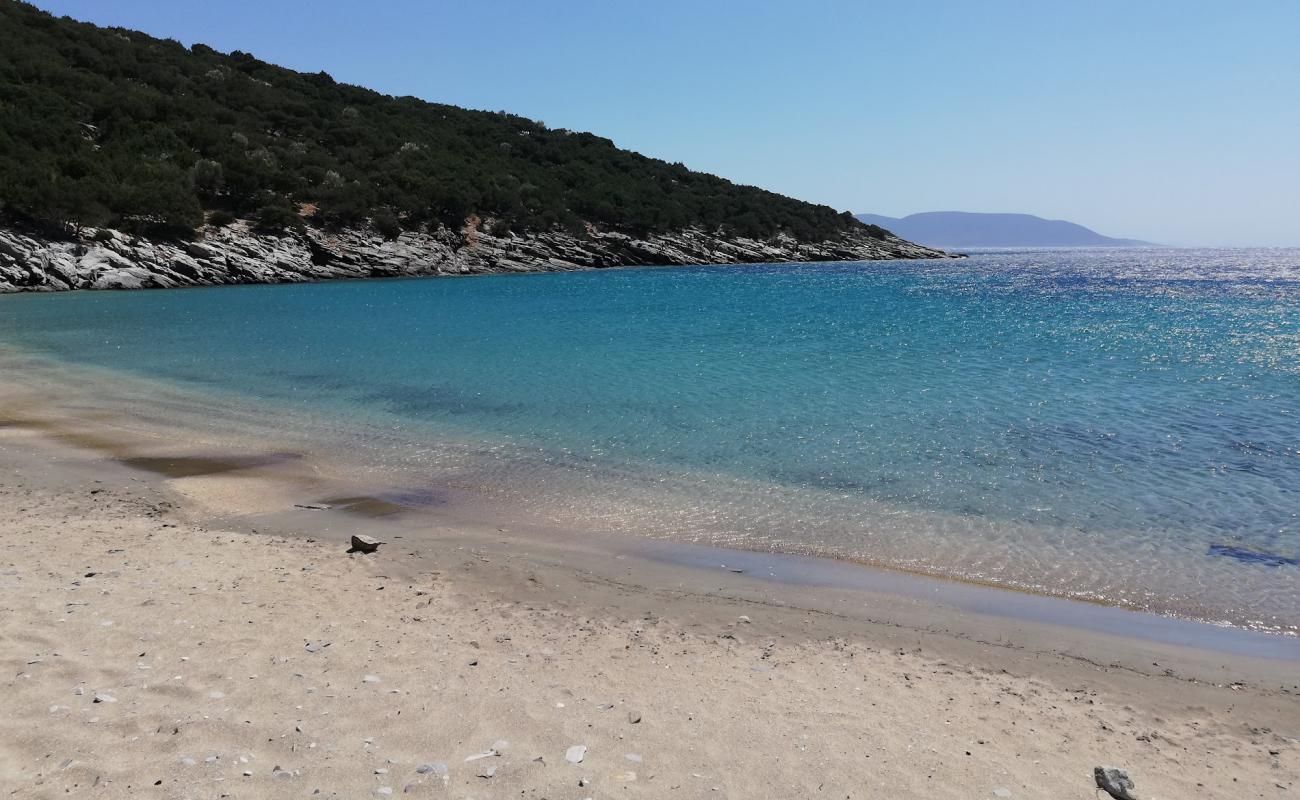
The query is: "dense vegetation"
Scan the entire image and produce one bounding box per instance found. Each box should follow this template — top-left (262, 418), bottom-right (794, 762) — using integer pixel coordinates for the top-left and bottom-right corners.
top-left (0, 1), bottom-right (883, 242)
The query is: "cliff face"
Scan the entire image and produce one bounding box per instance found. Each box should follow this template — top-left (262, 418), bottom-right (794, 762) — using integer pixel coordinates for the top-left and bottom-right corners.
top-left (0, 222), bottom-right (952, 293)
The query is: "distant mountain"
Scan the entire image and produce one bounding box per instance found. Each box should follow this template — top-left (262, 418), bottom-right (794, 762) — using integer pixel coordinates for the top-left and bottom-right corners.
top-left (854, 212), bottom-right (1153, 248)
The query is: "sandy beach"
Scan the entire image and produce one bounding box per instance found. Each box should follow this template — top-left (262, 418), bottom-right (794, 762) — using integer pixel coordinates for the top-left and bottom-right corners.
top-left (1, 413), bottom-right (1297, 800)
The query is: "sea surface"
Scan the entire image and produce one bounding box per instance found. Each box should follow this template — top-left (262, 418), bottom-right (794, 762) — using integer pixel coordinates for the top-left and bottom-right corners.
top-left (1, 247), bottom-right (1297, 632)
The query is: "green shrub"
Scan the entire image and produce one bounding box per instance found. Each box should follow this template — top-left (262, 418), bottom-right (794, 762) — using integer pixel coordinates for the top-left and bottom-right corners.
top-left (253, 204), bottom-right (303, 233)
top-left (372, 210), bottom-right (401, 240)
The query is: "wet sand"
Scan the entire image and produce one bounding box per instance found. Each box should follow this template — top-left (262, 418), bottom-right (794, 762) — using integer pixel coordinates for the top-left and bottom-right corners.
top-left (1, 400), bottom-right (1298, 798)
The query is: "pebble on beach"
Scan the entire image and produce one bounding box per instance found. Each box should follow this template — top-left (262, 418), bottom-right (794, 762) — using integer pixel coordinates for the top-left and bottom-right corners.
top-left (565, 744), bottom-right (587, 764)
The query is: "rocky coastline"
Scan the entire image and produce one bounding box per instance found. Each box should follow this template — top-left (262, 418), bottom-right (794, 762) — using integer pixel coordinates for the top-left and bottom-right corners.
top-left (0, 220), bottom-right (953, 293)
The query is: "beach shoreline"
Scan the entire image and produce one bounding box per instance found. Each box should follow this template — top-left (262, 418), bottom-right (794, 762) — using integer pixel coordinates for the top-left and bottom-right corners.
top-left (2, 340), bottom-right (1296, 640)
top-left (2, 392), bottom-right (1298, 797)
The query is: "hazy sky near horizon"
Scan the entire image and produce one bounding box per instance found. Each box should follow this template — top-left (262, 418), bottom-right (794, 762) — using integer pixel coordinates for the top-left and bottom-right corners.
top-left (32, 1), bottom-right (1300, 246)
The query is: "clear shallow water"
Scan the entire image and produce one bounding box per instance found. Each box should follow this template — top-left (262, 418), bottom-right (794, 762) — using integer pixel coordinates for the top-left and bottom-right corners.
top-left (1, 247), bottom-right (1297, 631)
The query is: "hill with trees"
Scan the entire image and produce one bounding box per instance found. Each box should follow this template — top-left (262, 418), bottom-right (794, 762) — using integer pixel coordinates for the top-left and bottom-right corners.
top-left (0, 0), bottom-right (889, 245)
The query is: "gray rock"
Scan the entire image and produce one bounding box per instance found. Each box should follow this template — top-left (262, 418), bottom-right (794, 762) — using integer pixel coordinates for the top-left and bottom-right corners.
top-left (304, 640), bottom-right (330, 653)
top-left (627, 711), bottom-right (642, 724)
top-left (1094, 766), bottom-right (1138, 800)
top-left (92, 693), bottom-right (116, 703)
top-left (993, 789), bottom-right (1012, 798)
top-left (476, 764), bottom-right (497, 779)
top-left (415, 763), bottom-right (448, 775)
top-left (0, 221), bottom-right (955, 297)
top-left (565, 745), bottom-right (587, 764)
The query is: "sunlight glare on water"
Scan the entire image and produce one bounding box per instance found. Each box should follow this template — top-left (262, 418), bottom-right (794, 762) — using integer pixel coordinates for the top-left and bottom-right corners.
top-left (1, 247), bottom-right (1297, 631)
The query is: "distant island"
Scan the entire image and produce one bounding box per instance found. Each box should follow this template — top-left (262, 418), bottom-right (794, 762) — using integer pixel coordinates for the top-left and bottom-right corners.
top-left (855, 212), bottom-right (1154, 249)
top-left (0, 2), bottom-right (948, 293)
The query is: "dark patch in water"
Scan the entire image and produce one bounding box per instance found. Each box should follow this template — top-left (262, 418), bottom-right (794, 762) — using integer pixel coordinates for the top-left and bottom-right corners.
top-left (320, 487), bottom-right (453, 517)
top-left (118, 452), bottom-right (300, 478)
top-left (381, 487), bottom-right (453, 507)
top-left (319, 496), bottom-right (408, 517)
top-left (285, 371), bottom-right (356, 391)
top-left (766, 466), bottom-right (874, 492)
top-left (1230, 439), bottom-right (1280, 456)
top-left (359, 385), bottom-right (525, 418)
top-left (1207, 544), bottom-right (1299, 567)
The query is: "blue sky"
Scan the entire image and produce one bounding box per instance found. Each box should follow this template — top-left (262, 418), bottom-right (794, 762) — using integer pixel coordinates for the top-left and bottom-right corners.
top-left (33, 1), bottom-right (1300, 246)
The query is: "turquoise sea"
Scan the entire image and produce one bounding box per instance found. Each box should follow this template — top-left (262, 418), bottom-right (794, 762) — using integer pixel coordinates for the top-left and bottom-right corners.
top-left (1, 248), bottom-right (1297, 632)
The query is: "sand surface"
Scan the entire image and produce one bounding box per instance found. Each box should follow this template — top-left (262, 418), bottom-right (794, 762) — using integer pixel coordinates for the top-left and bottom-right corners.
top-left (1, 424), bottom-right (1298, 799)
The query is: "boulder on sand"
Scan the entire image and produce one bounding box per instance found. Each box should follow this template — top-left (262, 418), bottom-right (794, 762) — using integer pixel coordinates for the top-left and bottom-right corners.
top-left (349, 534), bottom-right (383, 554)
top-left (1093, 766), bottom-right (1138, 800)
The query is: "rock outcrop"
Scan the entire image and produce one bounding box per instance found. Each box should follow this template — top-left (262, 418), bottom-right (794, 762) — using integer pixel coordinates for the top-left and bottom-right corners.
top-left (0, 221), bottom-right (953, 294)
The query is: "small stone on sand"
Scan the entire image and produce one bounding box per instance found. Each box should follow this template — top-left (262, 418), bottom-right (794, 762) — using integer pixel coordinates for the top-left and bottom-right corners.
top-left (565, 744), bottom-right (587, 764)
top-left (1094, 766), bottom-right (1138, 800)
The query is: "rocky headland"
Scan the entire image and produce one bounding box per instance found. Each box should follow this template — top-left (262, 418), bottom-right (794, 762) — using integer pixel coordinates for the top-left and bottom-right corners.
top-left (0, 220), bottom-right (951, 293)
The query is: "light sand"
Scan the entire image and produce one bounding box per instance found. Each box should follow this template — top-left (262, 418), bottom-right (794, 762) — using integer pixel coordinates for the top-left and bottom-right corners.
top-left (1, 424), bottom-right (1297, 799)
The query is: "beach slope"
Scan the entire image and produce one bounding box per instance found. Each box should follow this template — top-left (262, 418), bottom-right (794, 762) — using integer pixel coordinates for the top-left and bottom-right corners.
top-left (0, 426), bottom-right (1295, 799)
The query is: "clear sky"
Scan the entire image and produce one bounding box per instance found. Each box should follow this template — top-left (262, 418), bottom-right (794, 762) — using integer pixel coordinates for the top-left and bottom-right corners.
top-left (32, 1), bottom-right (1300, 246)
